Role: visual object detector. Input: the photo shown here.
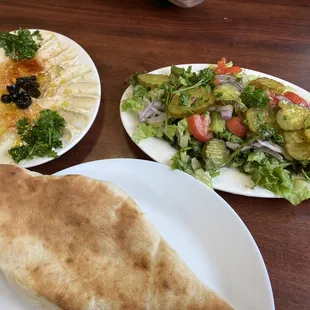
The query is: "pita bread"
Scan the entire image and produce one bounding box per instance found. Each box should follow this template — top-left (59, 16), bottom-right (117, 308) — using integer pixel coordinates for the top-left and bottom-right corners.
top-left (0, 165), bottom-right (233, 310)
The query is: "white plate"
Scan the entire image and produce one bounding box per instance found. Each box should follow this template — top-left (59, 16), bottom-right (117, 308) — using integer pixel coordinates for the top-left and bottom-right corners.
top-left (120, 64), bottom-right (310, 198)
top-left (4, 30), bottom-right (101, 169)
top-left (0, 159), bottom-right (274, 310)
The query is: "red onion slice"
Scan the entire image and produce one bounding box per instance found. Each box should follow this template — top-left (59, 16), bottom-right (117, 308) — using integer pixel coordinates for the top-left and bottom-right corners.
top-left (146, 113), bottom-right (166, 124)
top-left (218, 105), bottom-right (233, 120)
top-left (216, 75), bottom-right (244, 92)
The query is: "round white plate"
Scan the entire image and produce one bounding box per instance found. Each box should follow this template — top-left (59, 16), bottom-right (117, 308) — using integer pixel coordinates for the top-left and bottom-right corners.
top-left (3, 30), bottom-right (101, 169)
top-left (0, 159), bottom-right (274, 310)
top-left (120, 64), bottom-right (310, 198)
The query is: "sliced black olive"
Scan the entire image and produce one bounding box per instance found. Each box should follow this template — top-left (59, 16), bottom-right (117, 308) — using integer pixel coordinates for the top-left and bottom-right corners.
top-left (27, 86), bottom-right (41, 98)
top-left (16, 95), bottom-right (32, 109)
top-left (1, 94), bottom-right (12, 103)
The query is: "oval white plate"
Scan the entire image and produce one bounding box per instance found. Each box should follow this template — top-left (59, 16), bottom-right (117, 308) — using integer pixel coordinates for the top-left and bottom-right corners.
top-left (120, 64), bottom-right (310, 198)
top-left (0, 159), bottom-right (274, 310)
top-left (1, 30), bottom-right (101, 169)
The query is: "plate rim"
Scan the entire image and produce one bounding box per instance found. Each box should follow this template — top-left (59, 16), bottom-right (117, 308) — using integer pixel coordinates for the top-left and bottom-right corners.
top-left (11, 29), bottom-right (102, 168)
top-left (52, 158), bottom-right (275, 309)
top-left (119, 63), bottom-right (310, 198)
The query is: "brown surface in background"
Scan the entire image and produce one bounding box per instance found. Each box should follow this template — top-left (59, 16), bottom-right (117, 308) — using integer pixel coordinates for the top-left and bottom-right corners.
top-left (1, 1), bottom-right (310, 309)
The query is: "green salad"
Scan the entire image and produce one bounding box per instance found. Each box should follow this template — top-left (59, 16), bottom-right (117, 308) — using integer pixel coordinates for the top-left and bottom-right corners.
top-left (122, 58), bottom-right (310, 205)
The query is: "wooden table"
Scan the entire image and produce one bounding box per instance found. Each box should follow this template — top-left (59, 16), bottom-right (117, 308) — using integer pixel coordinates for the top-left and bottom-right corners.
top-left (1, 0), bottom-right (310, 309)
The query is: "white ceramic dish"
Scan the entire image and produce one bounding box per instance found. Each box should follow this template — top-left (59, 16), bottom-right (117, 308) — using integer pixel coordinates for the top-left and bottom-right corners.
top-left (1, 30), bottom-right (101, 169)
top-left (0, 159), bottom-right (275, 309)
top-left (120, 64), bottom-right (310, 198)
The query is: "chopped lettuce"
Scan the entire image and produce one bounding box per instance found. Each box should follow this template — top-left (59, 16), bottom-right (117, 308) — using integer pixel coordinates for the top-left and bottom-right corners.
top-left (163, 124), bottom-right (177, 141)
top-left (133, 84), bottom-right (148, 98)
top-left (177, 119), bottom-right (190, 148)
top-left (240, 151), bottom-right (310, 205)
top-left (122, 97), bottom-right (144, 112)
top-left (171, 149), bottom-right (213, 188)
top-left (132, 123), bottom-right (163, 143)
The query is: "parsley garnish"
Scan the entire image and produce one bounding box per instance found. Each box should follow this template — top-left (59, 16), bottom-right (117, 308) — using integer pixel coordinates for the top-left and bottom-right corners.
top-left (8, 109), bottom-right (66, 163)
top-left (0, 28), bottom-right (42, 61)
top-left (257, 124), bottom-right (284, 146)
top-left (179, 93), bottom-right (190, 106)
top-left (241, 85), bottom-right (270, 108)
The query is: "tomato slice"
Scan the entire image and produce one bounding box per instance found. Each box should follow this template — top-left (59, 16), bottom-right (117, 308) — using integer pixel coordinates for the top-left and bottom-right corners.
top-left (225, 66), bottom-right (242, 75)
top-left (187, 114), bottom-right (213, 142)
top-left (214, 78), bottom-right (220, 86)
top-left (284, 91), bottom-right (308, 105)
top-left (226, 116), bottom-right (248, 138)
top-left (215, 57), bottom-right (226, 74)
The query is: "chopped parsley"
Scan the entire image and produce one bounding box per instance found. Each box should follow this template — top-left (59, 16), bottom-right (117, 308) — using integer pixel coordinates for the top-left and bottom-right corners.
top-left (0, 28), bottom-right (42, 61)
top-left (241, 85), bottom-right (270, 108)
top-left (8, 109), bottom-right (66, 163)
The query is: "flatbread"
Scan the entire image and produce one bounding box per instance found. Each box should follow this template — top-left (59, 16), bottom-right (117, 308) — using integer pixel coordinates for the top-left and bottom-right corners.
top-left (0, 165), bottom-right (233, 310)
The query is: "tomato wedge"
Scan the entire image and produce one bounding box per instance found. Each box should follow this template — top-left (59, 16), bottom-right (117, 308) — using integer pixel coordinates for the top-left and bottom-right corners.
top-left (226, 116), bottom-right (248, 138)
top-left (187, 114), bottom-right (213, 142)
top-left (284, 91), bottom-right (308, 105)
top-left (215, 57), bottom-right (226, 74)
top-left (225, 66), bottom-right (242, 75)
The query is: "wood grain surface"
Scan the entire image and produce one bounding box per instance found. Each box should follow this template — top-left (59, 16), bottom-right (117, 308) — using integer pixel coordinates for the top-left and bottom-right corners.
top-left (1, 1), bottom-right (310, 309)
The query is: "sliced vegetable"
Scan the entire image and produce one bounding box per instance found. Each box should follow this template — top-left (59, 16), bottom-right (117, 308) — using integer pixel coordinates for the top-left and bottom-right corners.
top-left (225, 66), bottom-right (242, 75)
top-left (218, 105), bottom-right (233, 120)
top-left (204, 139), bottom-right (230, 168)
top-left (187, 114), bottom-right (212, 143)
top-left (276, 103), bottom-right (310, 131)
top-left (215, 57), bottom-right (227, 74)
top-left (210, 112), bottom-right (226, 133)
top-left (137, 74), bottom-right (169, 88)
top-left (249, 77), bottom-right (285, 94)
top-left (245, 107), bottom-right (277, 133)
top-left (284, 131), bottom-right (310, 160)
top-left (284, 91), bottom-right (308, 105)
top-left (168, 87), bottom-right (215, 118)
top-left (216, 75), bottom-right (244, 92)
top-left (226, 116), bottom-right (248, 138)
top-left (214, 83), bottom-right (241, 106)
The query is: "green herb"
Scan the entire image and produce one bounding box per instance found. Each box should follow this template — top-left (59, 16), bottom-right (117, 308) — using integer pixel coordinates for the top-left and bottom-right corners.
top-left (216, 130), bottom-right (244, 143)
top-left (0, 28), bottom-right (42, 61)
top-left (179, 93), bottom-right (190, 106)
top-left (257, 124), bottom-right (284, 146)
top-left (8, 109), bottom-right (66, 163)
top-left (241, 85), bottom-right (270, 108)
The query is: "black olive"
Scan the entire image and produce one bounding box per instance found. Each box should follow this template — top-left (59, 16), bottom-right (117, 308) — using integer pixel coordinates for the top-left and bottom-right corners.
top-left (1, 94), bottom-right (12, 103)
top-left (27, 86), bottom-right (41, 98)
top-left (16, 95), bottom-right (32, 109)
top-left (6, 84), bottom-right (18, 94)
top-left (21, 80), bottom-right (33, 90)
top-left (32, 81), bottom-right (40, 88)
top-left (11, 90), bottom-right (26, 103)
top-left (15, 77), bottom-right (25, 85)
top-left (29, 75), bottom-right (37, 81)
